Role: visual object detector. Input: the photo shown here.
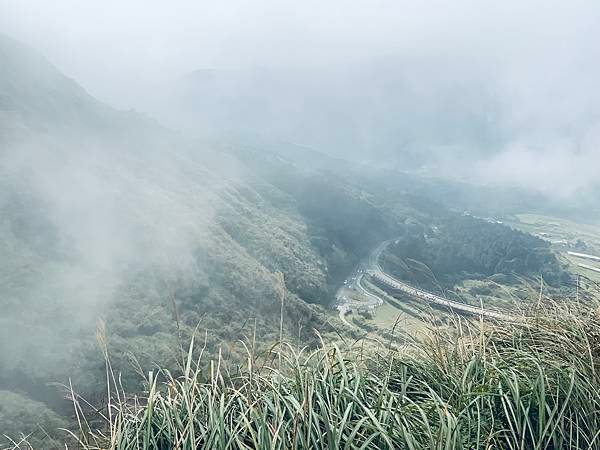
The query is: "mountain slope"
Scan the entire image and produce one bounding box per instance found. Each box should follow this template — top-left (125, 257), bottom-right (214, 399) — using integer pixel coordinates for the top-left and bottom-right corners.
top-left (0, 35), bottom-right (576, 448)
top-left (0, 35), bottom-right (376, 447)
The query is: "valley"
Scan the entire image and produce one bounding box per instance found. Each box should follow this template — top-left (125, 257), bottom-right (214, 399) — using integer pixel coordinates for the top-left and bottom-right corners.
top-left (1, 27), bottom-right (599, 449)
top-left (335, 237), bottom-right (515, 330)
top-left (333, 209), bottom-right (600, 335)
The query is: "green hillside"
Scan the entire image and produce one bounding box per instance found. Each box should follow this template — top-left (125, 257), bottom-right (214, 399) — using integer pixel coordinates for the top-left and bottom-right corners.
top-left (0, 34), bottom-right (583, 448)
top-left (0, 35), bottom-right (373, 447)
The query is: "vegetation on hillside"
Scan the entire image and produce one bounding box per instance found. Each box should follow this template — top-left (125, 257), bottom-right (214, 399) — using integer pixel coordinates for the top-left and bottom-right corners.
top-left (1, 33), bottom-right (593, 450)
top-left (14, 299), bottom-right (598, 450)
top-left (0, 34), bottom-right (369, 438)
top-left (381, 214), bottom-right (570, 291)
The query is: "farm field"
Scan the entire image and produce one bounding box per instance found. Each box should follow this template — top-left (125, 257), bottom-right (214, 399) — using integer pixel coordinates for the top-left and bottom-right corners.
top-left (508, 213), bottom-right (600, 284)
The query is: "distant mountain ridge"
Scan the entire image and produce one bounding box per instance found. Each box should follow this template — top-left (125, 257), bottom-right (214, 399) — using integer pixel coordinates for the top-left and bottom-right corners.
top-left (143, 63), bottom-right (505, 167)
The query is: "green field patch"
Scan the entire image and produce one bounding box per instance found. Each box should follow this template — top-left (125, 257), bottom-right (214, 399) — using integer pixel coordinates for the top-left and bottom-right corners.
top-left (509, 213), bottom-right (600, 287)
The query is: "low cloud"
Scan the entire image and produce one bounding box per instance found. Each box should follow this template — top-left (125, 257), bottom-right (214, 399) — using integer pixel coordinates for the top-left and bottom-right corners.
top-left (1, 0), bottom-right (599, 196)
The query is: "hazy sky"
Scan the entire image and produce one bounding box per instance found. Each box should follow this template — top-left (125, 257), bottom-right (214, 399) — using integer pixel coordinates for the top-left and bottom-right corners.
top-left (2, 0), bottom-right (600, 194)
top-left (2, 0), bottom-right (598, 104)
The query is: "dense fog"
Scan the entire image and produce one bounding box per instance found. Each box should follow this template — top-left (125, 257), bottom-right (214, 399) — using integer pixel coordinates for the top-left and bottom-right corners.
top-left (2, 0), bottom-right (600, 195)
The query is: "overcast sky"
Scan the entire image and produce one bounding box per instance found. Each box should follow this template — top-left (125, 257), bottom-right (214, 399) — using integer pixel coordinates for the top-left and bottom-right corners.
top-left (1, 0), bottom-right (598, 103)
top-left (2, 0), bottom-right (600, 194)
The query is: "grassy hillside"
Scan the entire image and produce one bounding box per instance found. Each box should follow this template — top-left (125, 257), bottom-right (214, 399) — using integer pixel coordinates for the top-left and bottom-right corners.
top-left (0, 34), bottom-right (591, 449)
top-left (48, 299), bottom-right (600, 450)
top-left (0, 35), bottom-right (383, 446)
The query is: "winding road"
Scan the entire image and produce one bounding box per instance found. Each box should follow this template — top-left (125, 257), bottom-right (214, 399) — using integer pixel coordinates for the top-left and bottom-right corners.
top-left (335, 239), bottom-right (517, 324)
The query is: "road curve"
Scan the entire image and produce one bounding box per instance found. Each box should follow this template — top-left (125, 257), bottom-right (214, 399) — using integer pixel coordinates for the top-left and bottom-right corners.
top-left (336, 239), bottom-right (519, 322)
top-left (368, 269), bottom-right (514, 321)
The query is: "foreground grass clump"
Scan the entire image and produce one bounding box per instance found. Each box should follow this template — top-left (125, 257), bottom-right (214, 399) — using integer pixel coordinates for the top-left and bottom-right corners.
top-left (73, 305), bottom-right (600, 450)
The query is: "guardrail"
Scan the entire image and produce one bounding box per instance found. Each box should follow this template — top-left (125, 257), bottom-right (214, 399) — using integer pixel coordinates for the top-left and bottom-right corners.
top-left (369, 270), bottom-right (516, 321)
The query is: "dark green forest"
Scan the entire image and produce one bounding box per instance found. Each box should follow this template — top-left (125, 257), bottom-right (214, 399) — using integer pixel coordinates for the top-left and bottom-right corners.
top-left (381, 214), bottom-right (570, 289)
